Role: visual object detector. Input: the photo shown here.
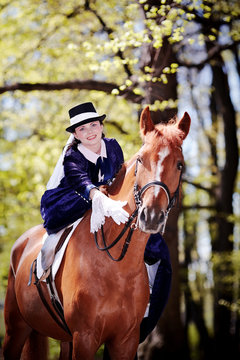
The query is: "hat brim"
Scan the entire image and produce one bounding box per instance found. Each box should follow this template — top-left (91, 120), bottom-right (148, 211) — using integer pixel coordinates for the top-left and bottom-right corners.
top-left (66, 114), bottom-right (106, 133)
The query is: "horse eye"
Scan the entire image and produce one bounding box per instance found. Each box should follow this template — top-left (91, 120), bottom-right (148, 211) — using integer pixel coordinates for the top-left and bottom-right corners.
top-left (177, 162), bottom-right (183, 170)
top-left (137, 156), bottom-right (143, 164)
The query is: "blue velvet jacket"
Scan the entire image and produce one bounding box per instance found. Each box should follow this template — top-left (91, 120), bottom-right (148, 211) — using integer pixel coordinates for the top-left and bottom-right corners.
top-left (41, 138), bottom-right (124, 234)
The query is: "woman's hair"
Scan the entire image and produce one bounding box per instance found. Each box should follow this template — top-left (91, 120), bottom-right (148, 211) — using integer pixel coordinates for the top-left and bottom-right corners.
top-left (66, 137), bottom-right (80, 151)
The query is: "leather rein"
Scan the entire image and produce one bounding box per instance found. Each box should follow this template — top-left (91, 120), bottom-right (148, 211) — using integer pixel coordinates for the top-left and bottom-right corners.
top-left (94, 156), bottom-right (183, 261)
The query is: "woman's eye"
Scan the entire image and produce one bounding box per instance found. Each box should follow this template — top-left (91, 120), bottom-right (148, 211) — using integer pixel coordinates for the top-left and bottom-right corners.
top-left (91, 122), bottom-right (99, 127)
top-left (177, 162), bottom-right (183, 170)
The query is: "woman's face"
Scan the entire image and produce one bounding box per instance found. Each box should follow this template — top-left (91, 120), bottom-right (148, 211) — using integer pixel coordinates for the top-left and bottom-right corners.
top-left (74, 121), bottom-right (103, 152)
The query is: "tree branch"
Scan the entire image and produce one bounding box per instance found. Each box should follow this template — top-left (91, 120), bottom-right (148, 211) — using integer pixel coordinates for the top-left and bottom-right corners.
top-left (0, 79), bottom-right (143, 103)
top-left (181, 3), bottom-right (240, 27)
top-left (84, 0), bottom-right (133, 78)
top-left (178, 42), bottom-right (240, 69)
top-left (182, 204), bottom-right (216, 210)
top-left (183, 177), bottom-right (214, 195)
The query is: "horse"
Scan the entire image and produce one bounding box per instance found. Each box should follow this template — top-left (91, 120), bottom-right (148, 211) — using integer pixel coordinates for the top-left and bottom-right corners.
top-left (3, 106), bottom-right (191, 360)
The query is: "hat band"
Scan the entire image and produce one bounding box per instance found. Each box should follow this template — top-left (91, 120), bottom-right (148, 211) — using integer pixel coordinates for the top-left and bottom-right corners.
top-left (70, 112), bottom-right (100, 127)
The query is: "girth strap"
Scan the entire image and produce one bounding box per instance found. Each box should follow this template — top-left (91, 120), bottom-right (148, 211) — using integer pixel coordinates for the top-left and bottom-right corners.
top-left (32, 259), bottom-right (72, 336)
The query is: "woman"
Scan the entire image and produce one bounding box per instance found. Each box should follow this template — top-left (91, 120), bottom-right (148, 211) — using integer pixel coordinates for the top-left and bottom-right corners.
top-left (41, 102), bottom-right (128, 235)
top-left (40, 102), bottom-right (129, 272)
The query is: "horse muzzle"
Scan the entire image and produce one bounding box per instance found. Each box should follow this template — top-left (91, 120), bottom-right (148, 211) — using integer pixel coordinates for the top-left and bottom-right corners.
top-left (138, 206), bottom-right (167, 234)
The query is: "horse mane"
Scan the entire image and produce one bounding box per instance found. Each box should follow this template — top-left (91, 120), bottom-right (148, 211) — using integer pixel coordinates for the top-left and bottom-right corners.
top-left (147, 118), bottom-right (185, 148)
top-left (107, 153), bottom-right (139, 195)
top-left (108, 162), bottom-right (127, 195)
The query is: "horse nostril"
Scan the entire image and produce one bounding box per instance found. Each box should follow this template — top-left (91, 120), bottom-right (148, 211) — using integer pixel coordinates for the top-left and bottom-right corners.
top-left (140, 208), bottom-right (165, 225)
top-left (159, 210), bottom-right (165, 223)
top-left (140, 207), bottom-right (147, 223)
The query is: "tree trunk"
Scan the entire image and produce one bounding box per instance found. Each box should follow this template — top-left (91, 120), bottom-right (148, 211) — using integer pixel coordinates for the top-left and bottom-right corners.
top-left (154, 207), bottom-right (188, 360)
top-left (137, 1), bottom-right (189, 356)
top-left (210, 54), bottom-right (239, 360)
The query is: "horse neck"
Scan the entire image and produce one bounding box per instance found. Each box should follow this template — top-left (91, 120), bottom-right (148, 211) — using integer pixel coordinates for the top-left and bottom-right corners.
top-left (108, 158), bottom-right (137, 211)
top-left (103, 158), bottom-right (149, 270)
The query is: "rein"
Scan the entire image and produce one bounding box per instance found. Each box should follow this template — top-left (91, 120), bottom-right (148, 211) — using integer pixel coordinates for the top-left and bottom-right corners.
top-left (94, 157), bottom-right (183, 261)
top-left (94, 209), bottom-right (138, 261)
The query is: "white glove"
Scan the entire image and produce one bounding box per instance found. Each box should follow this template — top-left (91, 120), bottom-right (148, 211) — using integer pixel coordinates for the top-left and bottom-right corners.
top-left (90, 190), bottom-right (129, 233)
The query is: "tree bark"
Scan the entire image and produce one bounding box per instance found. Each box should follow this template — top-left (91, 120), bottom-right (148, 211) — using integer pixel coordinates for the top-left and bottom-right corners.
top-left (210, 54), bottom-right (239, 360)
top-left (154, 207), bottom-right (188, 360)
top-left (138, 2), bottom-right (186, 355)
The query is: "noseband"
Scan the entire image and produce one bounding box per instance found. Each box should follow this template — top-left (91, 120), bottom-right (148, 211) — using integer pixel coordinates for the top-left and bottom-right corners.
top-left (94, 157), bottom-right (183, 261)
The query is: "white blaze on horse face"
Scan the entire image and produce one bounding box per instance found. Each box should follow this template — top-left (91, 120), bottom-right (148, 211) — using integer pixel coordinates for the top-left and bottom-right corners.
top-left (154, 147), bottom-right (170, 197)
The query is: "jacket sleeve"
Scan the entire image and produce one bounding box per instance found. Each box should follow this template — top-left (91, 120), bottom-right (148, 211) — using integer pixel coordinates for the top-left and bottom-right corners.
top-left (63, 150), bottom-right (96, 199)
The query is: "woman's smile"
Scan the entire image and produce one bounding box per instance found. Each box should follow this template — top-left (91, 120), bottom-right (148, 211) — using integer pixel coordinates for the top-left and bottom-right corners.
top-left (87, 134), bottom-right (97, 141)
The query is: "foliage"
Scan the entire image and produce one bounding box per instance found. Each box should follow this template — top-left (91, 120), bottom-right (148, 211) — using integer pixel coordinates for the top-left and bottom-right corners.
top-left (0, 91), bottom-right (141, 291)
top-left (0, 0), bottom-right (240, 358)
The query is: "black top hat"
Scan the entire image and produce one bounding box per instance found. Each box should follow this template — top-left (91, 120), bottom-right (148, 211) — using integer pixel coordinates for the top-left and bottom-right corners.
top-left (66, 102), bottom-right (106, 133)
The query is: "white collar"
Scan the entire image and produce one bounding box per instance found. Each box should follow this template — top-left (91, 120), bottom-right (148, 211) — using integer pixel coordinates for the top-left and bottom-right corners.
top-left (77, 139), bottom-right (107, 164)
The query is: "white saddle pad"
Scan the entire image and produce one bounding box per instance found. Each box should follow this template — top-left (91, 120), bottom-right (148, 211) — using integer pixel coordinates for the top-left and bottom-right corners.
top-left (36, 218), bottom-right (82, 280)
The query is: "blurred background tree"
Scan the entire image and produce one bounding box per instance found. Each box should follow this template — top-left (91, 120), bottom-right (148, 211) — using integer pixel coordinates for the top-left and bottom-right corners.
top-left (0, 1), bottom-right (239, 359)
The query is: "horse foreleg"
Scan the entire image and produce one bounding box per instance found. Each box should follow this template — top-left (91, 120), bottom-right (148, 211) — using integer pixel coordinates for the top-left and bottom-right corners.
top-left (103, 345), bottom-right (138, 360)
top-left (3, 267), bottom-right (32, 360)
top-left (106, 331), bottom-right (139, 360)
top-left (21, 331), bottom-right (48, 360)
top-left (72, 332), bottom-right (98, 360)
top-left (59, 341), bottom-right (73, 360)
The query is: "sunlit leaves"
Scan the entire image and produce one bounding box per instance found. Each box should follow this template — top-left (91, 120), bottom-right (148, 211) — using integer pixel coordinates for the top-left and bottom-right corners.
top-left (149, 98), bottom-right (178, 112)
top-left (1, 0), bottom-right (238, 93)
top-left (0, 0), bottom-right (239, 297)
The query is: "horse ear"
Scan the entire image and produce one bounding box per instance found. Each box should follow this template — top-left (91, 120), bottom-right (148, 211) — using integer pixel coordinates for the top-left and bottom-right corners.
top-left (177, 112), bottom-right (191, 140)
top-left (140, 106), bottom-right (155, 136)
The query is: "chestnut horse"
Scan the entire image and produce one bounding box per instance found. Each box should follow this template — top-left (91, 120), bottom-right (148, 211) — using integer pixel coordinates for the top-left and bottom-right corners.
top-left (3, 107), bottom-right (190, 360)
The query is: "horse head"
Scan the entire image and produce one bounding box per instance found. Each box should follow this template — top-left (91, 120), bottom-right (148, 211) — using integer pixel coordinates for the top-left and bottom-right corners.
top-left (133, 106), bottom-right (191, 234)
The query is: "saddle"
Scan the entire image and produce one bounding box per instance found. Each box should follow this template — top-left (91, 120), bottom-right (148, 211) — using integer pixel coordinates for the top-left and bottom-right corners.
top-left (28, 219), bottom-right (82, 336)
top-left (36, 218), bottom-right (81, 281)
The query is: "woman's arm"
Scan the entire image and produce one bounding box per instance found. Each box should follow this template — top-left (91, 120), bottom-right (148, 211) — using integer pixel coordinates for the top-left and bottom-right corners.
top-left (64, 151), bottom-right (97, 199)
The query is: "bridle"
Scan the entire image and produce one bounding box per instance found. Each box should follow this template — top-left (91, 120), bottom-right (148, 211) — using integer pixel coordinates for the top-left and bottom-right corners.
top-left (94, 156), bottom-right (183, 261)
top-left (133, 156), bottom-right (183, 235)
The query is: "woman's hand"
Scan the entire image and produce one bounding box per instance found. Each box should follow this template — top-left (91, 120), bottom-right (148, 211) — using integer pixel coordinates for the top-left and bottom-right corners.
top-left (89, 185), bottom-right (108, 200)
top-left (89, 188), bottom-right (99, 200)
top-left (90, 191), bottom-right (129, 233)
top-left (99, 185), bottom-right (109, 196)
